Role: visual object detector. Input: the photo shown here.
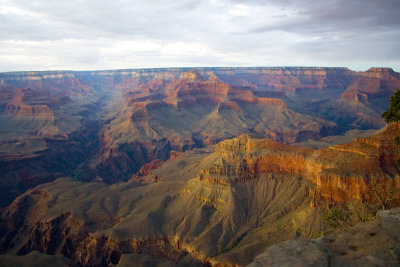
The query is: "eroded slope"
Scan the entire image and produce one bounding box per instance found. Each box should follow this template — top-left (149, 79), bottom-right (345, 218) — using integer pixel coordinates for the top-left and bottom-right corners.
top-left (1, 67), bottom-right (399, 207)
top-left (1, 123), bottom-right (399, 266)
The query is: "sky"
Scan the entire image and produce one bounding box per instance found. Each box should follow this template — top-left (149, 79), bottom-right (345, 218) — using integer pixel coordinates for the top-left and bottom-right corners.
top-left (0, 0), bottom-right (399, 72)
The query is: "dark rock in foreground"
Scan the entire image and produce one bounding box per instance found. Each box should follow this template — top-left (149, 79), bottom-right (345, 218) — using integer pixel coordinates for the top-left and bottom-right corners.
top-left (249, 208), bottom-right (400, 267)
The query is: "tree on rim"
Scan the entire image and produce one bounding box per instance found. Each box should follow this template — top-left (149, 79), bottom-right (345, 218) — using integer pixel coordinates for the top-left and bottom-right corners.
top-left (382, 89), bottom-right (400, 167)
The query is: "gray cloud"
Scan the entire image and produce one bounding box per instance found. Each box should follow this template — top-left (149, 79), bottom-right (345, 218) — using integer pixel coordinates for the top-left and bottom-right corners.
top-left (0, 0), bottom-right (399, 72)
top-left (249, 0), bottom-right (400, 34)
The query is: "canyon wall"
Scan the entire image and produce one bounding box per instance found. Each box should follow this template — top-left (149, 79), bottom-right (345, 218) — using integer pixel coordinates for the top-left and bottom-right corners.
top-left (1, 122), bottom-right (399, 266)
top-left (0, 67), bottom-right (399, 208)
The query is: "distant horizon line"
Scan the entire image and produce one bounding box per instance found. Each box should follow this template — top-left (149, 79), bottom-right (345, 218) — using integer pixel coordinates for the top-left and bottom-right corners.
top-left (0, 66), bottom-right (398, 74)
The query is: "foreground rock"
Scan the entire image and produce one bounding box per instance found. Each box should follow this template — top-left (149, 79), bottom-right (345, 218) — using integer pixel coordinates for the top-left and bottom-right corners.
top-left (249, 208), bottom-right (400, 267)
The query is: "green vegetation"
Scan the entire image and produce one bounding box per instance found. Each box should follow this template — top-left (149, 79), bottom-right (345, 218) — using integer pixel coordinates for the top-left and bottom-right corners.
top-left (213, 239), bottom-right (242, 257)
top-left (382, 89), bottom-right (400, 168)
top-left (322, 201), bottom-right (376, 229)
top-left (347, 201), bottom-right (376, 222)
top-left (382, 89), bottom-right (400, 123)
top-left (323, 207), bottom-right (350, 228)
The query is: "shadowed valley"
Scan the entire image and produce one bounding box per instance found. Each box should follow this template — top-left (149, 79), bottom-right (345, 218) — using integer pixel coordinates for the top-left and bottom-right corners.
top-left (1, 67), bottom-right (399, 207)
top-left (1, 122), bottom-right (399, 266)
top-left (0, 67), bottom-right (400, 266)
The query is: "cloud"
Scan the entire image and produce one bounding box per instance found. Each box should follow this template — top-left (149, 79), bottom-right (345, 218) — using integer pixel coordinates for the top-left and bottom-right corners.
top-left (0, 0), bottom-right (399, 71)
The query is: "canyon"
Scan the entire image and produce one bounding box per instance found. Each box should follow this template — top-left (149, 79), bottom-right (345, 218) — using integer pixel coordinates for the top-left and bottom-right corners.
top-left (0, 122), bottom-right (399, 266)
top-left (0, 67), bottom-right (400, 266)
top-left (1, 67), bottom-right (399, 207)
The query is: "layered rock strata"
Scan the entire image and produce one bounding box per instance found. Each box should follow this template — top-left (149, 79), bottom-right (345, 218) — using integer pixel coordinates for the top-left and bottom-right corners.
top-left (1, 123), bottom-right (399, 266)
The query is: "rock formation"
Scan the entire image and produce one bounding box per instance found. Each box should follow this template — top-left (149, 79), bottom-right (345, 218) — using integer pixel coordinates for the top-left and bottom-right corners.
top-left (129, 159), bottom-right (164, 183)
top-left (248, 207), bottom-right (400, 267)
top-left (0, 122), bottom-right (399, 266)
top-left (196, 122), bottom-right (400, 208)
top-left (0, 67), bottom-right (399, 208)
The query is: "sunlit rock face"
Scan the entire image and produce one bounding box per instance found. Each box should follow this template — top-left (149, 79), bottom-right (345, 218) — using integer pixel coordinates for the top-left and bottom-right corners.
top-left (197, 122), bottom-right (400, 207)
top-left (0, 67), bottom-right (399, 208)
top-left (1, 122), bottom-right (399, 266)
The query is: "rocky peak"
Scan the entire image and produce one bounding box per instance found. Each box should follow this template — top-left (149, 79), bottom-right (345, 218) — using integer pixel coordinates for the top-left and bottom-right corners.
top-left (179, 70), bottom-right (204, 81)
top-left (366, 67), bottom-right (395, 73)
top-left (363, 67), bottom-right (398, 79)
top-left (129, 159), bottom-right (164, 184)
top-left (206, 71), bottom-right (219, 82)
top-left (215, 135), bottom-right (254, 154)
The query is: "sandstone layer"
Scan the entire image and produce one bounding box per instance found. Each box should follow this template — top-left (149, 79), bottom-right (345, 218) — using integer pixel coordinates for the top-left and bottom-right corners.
top-left (0, 67), bottom-right (399, 207)
top-left (0, 122), bottom-right (399, 266)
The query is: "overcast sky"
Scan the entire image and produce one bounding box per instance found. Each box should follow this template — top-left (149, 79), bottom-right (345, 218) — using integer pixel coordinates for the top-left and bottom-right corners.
top-left (0, 0), bottom-right (399, 72)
